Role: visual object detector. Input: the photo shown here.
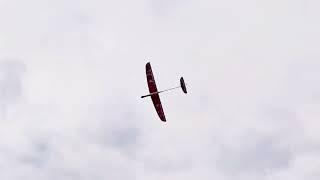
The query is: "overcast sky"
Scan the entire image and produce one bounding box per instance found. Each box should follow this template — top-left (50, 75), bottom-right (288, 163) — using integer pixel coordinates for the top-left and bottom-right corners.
top-left (0, 0), bottom-right (320, 179)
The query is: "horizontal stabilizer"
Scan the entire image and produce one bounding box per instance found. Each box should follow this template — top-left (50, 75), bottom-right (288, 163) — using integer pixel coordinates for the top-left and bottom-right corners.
top-left (180, 77), bottom-right (187, 94)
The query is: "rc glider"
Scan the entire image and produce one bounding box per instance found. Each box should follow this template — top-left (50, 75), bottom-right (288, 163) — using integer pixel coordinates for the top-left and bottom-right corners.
top-left (141, 62), bottom-right (187, 122)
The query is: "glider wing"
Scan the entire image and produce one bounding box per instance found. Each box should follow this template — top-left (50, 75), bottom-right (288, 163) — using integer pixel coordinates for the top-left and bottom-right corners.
top-left (145, 62), bottom-right (166, 122)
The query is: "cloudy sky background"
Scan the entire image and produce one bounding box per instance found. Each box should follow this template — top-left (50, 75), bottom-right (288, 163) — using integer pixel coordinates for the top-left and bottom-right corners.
top-left (0, 0), bottom-right (320, 179)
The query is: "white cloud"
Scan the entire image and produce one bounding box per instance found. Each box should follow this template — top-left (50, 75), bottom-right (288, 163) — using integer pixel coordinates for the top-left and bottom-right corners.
top-left (0, 0), bottom-right (319, 179)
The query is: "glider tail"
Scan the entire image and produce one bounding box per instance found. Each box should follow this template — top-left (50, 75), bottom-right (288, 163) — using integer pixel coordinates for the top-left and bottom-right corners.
top-left (141, 77), bottom-right (187, 98)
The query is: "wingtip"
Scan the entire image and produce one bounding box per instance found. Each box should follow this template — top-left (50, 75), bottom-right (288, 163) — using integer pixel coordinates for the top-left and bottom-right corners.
top-left (161, 117), bottom-right (167, 122)
top-left (145, 62), bottom-right (151, 69)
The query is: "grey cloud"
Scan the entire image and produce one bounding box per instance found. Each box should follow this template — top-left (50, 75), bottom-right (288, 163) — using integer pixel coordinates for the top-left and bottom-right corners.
top-left (217, 135), bottom-right (292, 175)
top-left (19, 140), bottom-right (50, 168)
top-left (149, 0), bottom-right (185, 17)
top-left (0, 0), bottom-right (320, 180)
top-left (0, 60), bottom-right (25, 102)
top-left (0, 59), bottom-right (26, 118)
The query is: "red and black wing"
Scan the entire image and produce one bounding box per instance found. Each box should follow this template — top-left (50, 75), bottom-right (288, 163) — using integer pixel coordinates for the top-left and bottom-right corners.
top-left (145, 62), bottom-right (166, 122)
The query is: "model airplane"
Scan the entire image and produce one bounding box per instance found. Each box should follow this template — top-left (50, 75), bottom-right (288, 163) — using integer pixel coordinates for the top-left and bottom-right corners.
top-left (141, 62), bottom-right (187, 122)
